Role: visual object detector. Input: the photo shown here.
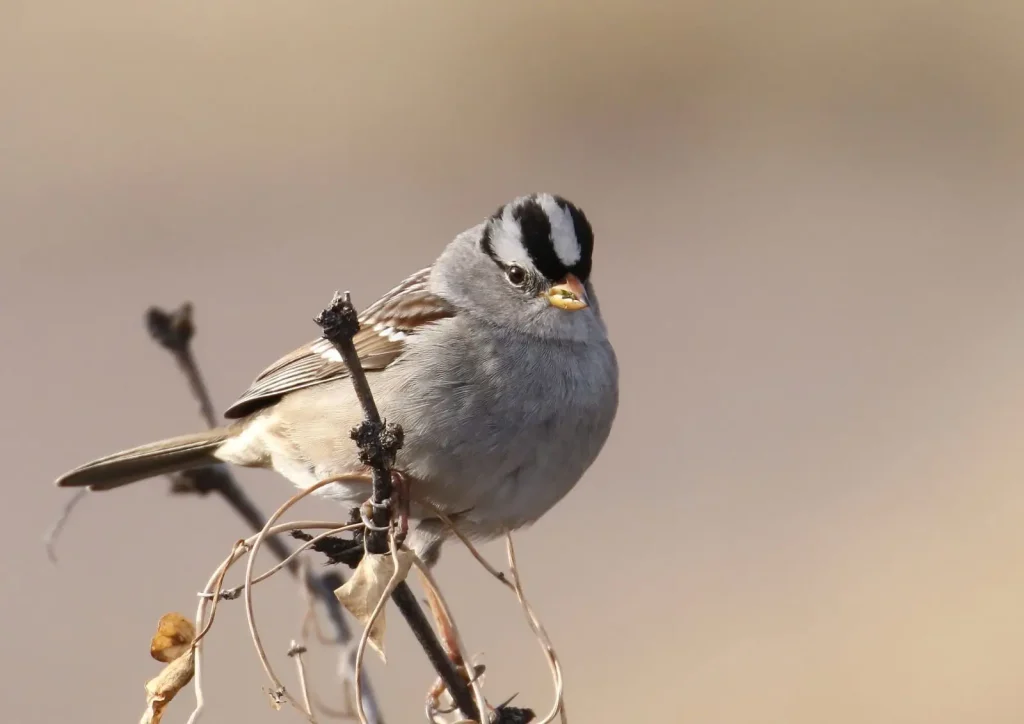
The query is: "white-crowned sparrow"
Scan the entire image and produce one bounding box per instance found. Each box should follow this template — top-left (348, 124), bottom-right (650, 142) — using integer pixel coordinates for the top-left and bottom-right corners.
top-left (55, 193), bottom-right (619, 562)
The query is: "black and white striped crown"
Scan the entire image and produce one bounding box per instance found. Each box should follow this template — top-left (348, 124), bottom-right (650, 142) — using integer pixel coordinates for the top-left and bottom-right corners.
top-left (480, 193), bottom-right (594, 282)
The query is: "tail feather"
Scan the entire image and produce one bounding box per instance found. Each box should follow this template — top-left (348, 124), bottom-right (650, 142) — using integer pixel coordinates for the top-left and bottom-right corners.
top-left (55, 428), bottom-right (234, 491)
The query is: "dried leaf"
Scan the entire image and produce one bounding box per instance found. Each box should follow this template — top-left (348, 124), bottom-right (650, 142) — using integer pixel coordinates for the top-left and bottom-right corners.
top-left (150, 612), bottom-right (196, 663)
top-left (140, 613), bottom-right (197, 724)
top-left (140, 648), bottom-right (195, 724)
top-left (335, 548), bottom-right (415, 661)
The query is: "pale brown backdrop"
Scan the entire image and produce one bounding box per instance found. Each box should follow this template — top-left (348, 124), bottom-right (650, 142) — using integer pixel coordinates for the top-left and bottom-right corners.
top-left (3, 2), bottom-right (1024, 723)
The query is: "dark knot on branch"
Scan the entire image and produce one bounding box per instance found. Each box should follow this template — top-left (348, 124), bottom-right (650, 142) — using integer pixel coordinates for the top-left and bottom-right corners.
top-left (495, 706), bottom-right (536, 723)
top-left (290, 529), bottom-right (365, 568)
top-left (146, 303), bottom-right (195, 353)
top-left (351, 420), bottom-right (404, 469)
top-left (313, 291), bottom-right (360, 342)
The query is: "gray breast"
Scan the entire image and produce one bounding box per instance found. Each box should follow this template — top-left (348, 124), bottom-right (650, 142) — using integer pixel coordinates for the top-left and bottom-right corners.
top-left (374, 315), bottom-right (619, 529)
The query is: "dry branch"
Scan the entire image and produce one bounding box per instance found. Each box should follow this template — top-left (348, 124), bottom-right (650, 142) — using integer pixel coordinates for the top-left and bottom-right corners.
top-left (145, 303), bottom-right (386, 723)
top-left (313, 291), bottom-right (401, 555)
top-left (313, 291), bottom-right (485, 722)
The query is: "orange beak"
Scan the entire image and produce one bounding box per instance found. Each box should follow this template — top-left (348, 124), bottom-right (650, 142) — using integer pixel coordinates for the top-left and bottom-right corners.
top-left (546, 274), bottom-right (589, 312)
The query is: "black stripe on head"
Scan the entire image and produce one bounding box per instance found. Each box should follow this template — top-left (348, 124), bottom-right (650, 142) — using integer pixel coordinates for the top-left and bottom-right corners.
top-left (512, 199), bottom-right (567, 282)
top-left (479, 218), bottom-right (496, 262)
top-left (553, 195), bottom-right (594, 282)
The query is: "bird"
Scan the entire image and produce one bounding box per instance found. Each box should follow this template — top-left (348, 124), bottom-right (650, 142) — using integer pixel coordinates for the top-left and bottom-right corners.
top-left (55, 193), bottom-right (619, 564)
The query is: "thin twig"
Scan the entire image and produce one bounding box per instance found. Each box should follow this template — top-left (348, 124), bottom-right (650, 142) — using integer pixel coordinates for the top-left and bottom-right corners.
top-left (414, 504), bottom-right (513, 590)
top-left (392, 581), bottom-right (482, 721)
top-left (194, 539), bottom-right (250, 645)
top-left (297, 558), bottom-right (323, 642)
top-left (180, 466), bottom-right (297, 565)
top-left (505, 535), bottom-right (566, 724)
top-left (43, 488), bottom-right (88, 562)
top-left (146, 304), bottom-right (293, 565)
top-left (289, 641), bottom-right (317, 722)
top-left (314, 292), bottom-right (402, 555)
top-left (145, 303), bottom-right (217, 427)
top-left (251, 523), bottom-right (361, 588)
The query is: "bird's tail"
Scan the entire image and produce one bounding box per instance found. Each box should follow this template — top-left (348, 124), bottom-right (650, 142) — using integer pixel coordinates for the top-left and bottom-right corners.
top-left (55, 427), bottom-right (236, 491)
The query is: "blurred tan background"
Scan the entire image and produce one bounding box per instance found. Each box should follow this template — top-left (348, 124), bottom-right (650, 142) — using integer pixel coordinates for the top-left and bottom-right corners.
top-left (3, 1), bottom-right (1024, 722)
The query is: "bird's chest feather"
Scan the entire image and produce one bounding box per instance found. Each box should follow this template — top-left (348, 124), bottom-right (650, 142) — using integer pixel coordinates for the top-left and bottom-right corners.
top-left (380, 321), bottom-right (618, 521)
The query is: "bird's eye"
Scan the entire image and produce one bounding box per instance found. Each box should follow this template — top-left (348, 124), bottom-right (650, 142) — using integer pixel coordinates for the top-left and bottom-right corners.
top-left (505, 265), bottom-right (527, 287)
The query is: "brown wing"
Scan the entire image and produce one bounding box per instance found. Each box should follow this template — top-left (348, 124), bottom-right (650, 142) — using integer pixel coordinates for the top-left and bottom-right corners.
top-left (223, 268), bottom-right (454, 419)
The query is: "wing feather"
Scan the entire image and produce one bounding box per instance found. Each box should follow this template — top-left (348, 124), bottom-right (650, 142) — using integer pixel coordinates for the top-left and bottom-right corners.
top-left (223, 268), bottom-right (453, 419)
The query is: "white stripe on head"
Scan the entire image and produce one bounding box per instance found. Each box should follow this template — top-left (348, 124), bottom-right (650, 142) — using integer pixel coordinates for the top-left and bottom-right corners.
top-left (489, 204), bottom-right (534, 268)
top-left (537, 193), bottom-right (581, 267)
